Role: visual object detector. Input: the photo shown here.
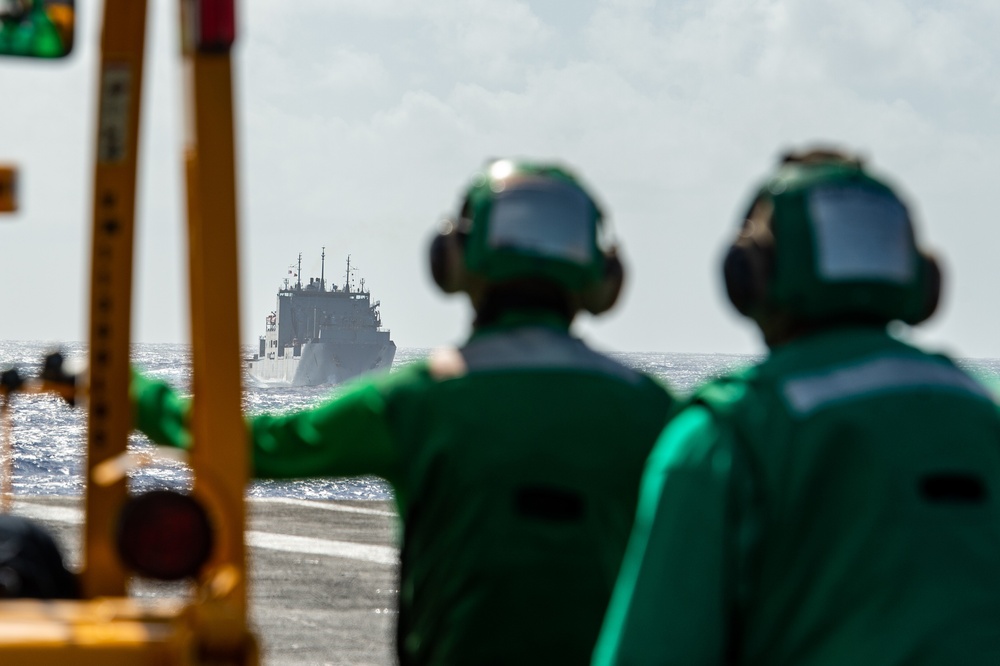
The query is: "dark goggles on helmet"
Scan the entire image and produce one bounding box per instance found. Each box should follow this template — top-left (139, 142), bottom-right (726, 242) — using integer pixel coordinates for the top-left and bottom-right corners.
top-left (486, 179), bottom-right (596, 266)
top-left (807, 184), bottom-right (915, 284)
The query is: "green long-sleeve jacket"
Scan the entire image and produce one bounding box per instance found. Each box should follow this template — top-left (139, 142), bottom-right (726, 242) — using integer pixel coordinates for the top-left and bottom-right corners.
top-left (133, 314), bottom-right (675, 665)
top-left (594, 327), bottom-right (1000, 665)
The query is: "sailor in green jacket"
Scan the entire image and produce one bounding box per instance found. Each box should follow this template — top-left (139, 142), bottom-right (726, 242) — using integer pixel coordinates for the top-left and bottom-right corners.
top-left (594, 149), bottom-right (1000, 665)
top-left (133, 159), bottom-right (676, 665)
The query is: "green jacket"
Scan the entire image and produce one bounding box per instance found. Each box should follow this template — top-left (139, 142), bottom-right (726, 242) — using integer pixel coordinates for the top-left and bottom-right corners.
top-left (133, 315), bottom-right (675, 665)
top-left (595, 327), bottom-right (1000, 665)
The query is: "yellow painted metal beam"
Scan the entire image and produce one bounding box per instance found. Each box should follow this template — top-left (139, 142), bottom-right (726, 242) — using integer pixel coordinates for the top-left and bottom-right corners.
top-left (0, 599), bottom-right (195, 665)
top-left (84, 0), bottom-right (149, 597)
top-left (1, 0), bottom-right (256, 662)
top-left (181, 3), bottom-right (250, 622)
top-left (0, 165), bottom-right (17, 213)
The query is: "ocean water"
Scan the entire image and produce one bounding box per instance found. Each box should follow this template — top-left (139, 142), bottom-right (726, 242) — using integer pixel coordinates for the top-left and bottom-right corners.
top-left (0, 341), bottom-right (997, 502)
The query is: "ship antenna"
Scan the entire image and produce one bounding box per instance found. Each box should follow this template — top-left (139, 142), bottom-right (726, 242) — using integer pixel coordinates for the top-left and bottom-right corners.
top-left (297, 252), bottom-right (302, 291)
top-left (321, 246), bottom-right (326, 292)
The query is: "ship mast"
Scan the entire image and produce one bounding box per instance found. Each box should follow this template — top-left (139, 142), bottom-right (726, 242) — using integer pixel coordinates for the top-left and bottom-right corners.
top-left (320, 246), bottom-right (326, 292)
top-left (297, 252), bottom-right (302, 291)
top-left (345, 254), bottom-right (351, 293)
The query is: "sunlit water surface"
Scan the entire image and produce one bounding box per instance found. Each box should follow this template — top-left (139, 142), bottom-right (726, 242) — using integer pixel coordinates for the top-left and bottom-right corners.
top-left (1, 341), bottom-right (996, 501)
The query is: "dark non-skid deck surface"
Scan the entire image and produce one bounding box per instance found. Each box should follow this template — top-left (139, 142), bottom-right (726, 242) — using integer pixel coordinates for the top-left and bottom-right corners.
top-left (15, 496), bottom-right (400, 666)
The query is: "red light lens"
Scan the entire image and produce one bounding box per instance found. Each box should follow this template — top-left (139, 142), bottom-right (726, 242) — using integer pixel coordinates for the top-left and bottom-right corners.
top-left (116, 490), bottom-right (214, 581)
top-left (197, 0), bottom-right (235, 51)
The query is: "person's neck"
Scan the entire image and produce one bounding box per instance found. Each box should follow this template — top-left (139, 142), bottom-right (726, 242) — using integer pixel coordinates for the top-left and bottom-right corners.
top-left (472, 283), bottom-right (576, 330)
top-left (473, 307), bottom-right (573, 332)
top-left (765, 317), bottom-right (888, 348)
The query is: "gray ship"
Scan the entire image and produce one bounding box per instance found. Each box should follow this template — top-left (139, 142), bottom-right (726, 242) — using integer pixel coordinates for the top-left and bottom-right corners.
top-left (247, 251), bottom-right (396, 386)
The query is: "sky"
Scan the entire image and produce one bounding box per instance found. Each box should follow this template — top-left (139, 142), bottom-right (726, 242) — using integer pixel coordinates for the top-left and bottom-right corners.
top-left (2, 0), bottom-right (1000, 357)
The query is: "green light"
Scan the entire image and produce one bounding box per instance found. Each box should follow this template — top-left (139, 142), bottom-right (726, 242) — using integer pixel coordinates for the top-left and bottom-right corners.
top-left (0, 1), bottom-right (70, 59)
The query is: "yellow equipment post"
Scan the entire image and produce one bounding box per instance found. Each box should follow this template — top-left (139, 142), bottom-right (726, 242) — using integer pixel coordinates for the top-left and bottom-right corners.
top-left (0, 0), bottom-right (255, 660)
top-left (84, 0), bottom-right (148, 597)
top-left (180, 0), bottom-right (251, 641)
top-left (0, 165), bottom-right (17, 213)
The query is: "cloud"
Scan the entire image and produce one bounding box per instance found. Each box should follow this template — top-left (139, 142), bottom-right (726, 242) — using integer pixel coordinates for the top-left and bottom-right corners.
top-left (228, 0), bottom-right (1000, 352)
top-left (4, 0), bottom-right (1000, 356)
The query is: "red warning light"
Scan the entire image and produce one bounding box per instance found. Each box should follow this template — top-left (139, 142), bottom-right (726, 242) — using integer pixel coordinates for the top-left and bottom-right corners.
top-left (195, 0), bottom-right (235, 52)
top-left (116, 490), bottom-right (214, 581)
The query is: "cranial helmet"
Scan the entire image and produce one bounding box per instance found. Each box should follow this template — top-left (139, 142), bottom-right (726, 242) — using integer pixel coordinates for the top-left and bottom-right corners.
top-left (430, 159), bottom-right (624, 315)
top-left (723, 148), bottom-right (941, 326)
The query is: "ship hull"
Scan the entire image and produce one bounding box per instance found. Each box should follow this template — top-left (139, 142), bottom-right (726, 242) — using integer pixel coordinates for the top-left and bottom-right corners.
top-left (248, 337), bottom-right (396, 387)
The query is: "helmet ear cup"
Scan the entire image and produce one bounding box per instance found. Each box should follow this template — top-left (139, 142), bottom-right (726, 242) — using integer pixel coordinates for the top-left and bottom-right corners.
top-left (581, 250), bottom-right (625, 315)
top-left (723, 245), bottom-right (757, 317)
top-left (429, 228), bottom-right (468, 294)
top-left (723, 236), bottom-right (773, 318)
top-left (723, 197), bottom-right (775, 318)
top-left (903, 253), bottom-right (942, 325)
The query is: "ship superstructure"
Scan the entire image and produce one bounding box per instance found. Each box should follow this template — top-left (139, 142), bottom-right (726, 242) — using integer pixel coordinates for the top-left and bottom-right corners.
top-left (247, 251), bottom-right (396, 386)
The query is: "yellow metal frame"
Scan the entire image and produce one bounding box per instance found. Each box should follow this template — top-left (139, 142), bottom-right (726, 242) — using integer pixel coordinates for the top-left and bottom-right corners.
top-left (181, 0), bottom-right (250, 635)
top-left (0, 0), bottom-right (255, 662)
top-left (0, 164), bottom-right (17, 213)
top-left (85, 0), bottom-right (147, 598)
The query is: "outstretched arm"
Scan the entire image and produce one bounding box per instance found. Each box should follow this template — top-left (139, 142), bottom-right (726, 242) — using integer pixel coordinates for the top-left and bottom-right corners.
top-left (249, 380), bottom-right (399, 480)
top-left (130, 369), bottom-right (403, 482)
top-left (130, 370), bottom-right (192, 450)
